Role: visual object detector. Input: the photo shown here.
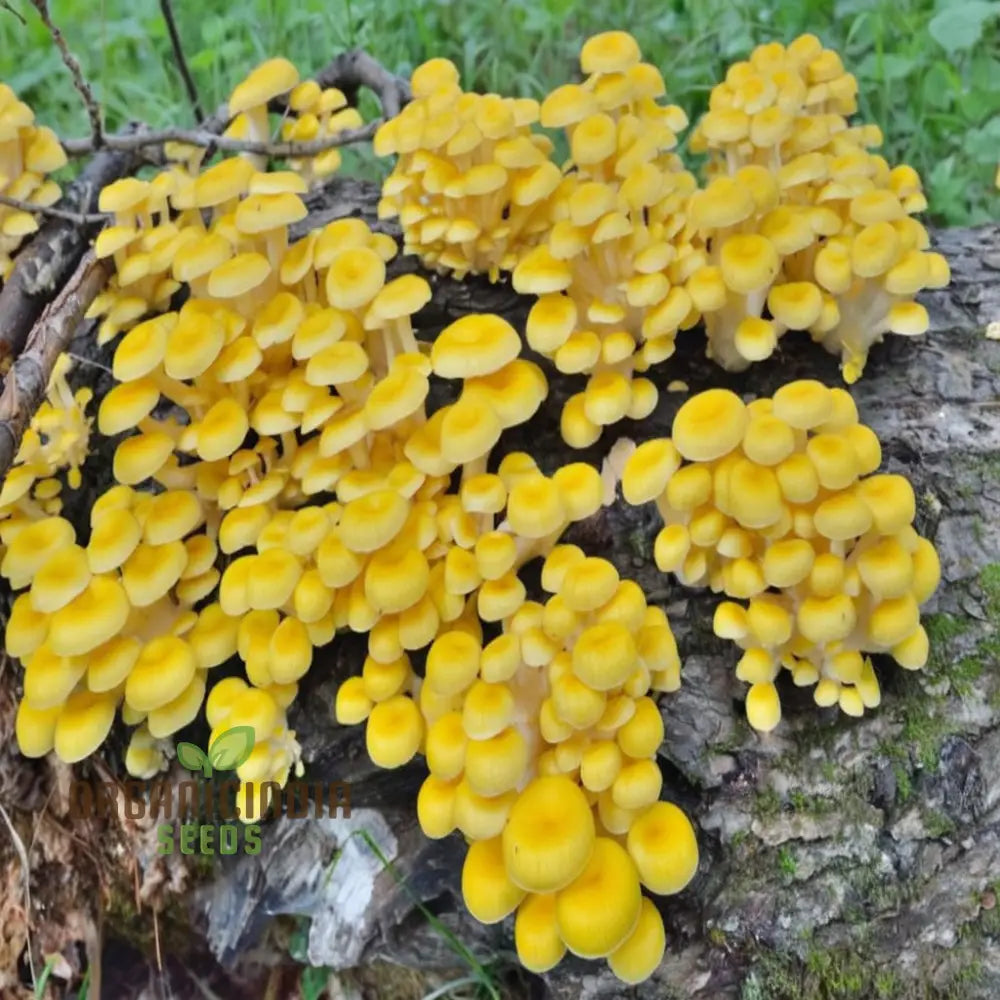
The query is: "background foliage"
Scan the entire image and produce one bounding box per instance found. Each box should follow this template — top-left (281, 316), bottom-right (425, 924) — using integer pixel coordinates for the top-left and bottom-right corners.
top-left (0, 1), bottom-right (997, 219)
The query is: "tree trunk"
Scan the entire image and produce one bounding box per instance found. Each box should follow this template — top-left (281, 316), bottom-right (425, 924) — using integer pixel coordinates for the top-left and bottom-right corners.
top-left (4, 179), bottom-right (1000, 1000)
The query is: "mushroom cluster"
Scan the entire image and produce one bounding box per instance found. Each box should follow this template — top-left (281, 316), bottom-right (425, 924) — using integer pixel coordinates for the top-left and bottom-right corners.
top-left (5, 489), bottom-right (243, 769)
top-left (375, 32), bottom-right (949, 444)
top-left (0, 82), bottom-right (66, 279)
top-left (621, 381), bottom-right (940, 729)
top-left (0, 354), bottom-right (92, 538)
top-left (335, 548), bottom-right (698, 982)
top-left (375, 59), bottom-right (558, 279)
top-left (281, 77), bottom-right (363, 185)
top-left (515, 32), bottom-right (697, 447)
top-left (686, 35), bottom-right (950, 381)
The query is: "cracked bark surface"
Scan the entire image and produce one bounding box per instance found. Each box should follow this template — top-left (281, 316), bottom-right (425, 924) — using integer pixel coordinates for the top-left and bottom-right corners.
top-left (4, 179), bottom-right (1000, 999)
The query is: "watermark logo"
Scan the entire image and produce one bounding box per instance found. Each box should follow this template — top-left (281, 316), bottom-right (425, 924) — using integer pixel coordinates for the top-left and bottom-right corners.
top-left (68, 725), bottom-right (351, 858)
top-left (176, 725), bottom-right (255, 778)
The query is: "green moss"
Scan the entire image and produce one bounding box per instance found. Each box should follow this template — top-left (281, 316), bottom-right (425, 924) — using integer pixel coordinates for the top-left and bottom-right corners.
top-left (922, 809), bottom-right (955, 838)
top-left (980, 563), bottom-right (1000, 617)
top-left (747, 945), bottom-right (904, 1000)
top-left (746, 941), bottom-right (990, 1000)
top-left (777, 847), bottom-right (797, 877)
top-left (754, 787), bottom-right (783, 820)
top-left (708, 926), bottom-right (728, 948)
top-left (893, 763), bottom-right (913, 805)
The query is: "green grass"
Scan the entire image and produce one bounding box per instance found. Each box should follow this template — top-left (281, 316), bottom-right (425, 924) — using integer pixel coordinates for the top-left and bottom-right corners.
top-left (0, 0), bottom-right (997, 224)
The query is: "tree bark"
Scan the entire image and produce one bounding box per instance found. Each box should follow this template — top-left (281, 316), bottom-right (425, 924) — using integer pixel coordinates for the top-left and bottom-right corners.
top-left (5, 180), bottom-right (1000, 1000)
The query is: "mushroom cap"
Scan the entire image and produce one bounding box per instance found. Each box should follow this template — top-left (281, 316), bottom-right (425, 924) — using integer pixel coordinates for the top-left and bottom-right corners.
top-left (464, 726), bottom-right (529, 796)
top-left (1, 515), bottom-right (75, 588)
top-left (338, 489), bottom-right (409, 553)
top-left (771, 379), bottom-right (834, 430)
top-left (197, 398), bottom-right (250, 462)
top-left (571, 622), bottom-right (637, 691)
top-left (22, 644), bottom-right (87, 710)
top-left (113, 314), bottom-right (171, 381)
top-left (15, 700), bottom-right (62, 758)
top-left (540, 84), bottom-right (598, 129)
top-left (113, 432), bottom-right (174, 486)
top-left (121, 540), bottom-right (187, 606)
top-left (193, 157), bottom-right (255, 208)
top-left (147, 671), bottom-right (207, 738)
top-left (6, 593), bottom-right (49, 660)
top-left (31, 544), bottom-right (91, 613)
top-left (53, 690), bottom-right (117, 763)
top-left (514, 893), bottom-right (566, 973)
top-left (616, 696), bottom-right (663, 758)
top-left (426, 629), bottom-right (481, 695)
top-left (690, 176), bottom-right (754, 230)
top-left (365, 694), bottom-right (423, 768)
top-left (502, 775), bottom-right (596, 892)
top-left (439, 397), bottom-right (502, 465)
top-left (671, 389), bottom-right (747, 462)
top-left (98, 378), bottom-right (160, 435)
top-left (326, 247), bottom-right (385, 310)
top-left (99, 177), bottom-right (149, 214)
top-left (229, 57), bottom-right (299, 115)
top-left (173, 233), bottom-right (233, 282)
top-left (144, 491), bottom-right (203, 545)
top-left (527, 294), bottom-right (576, 354)
top-left (626, 799), bottom-right (699, 894)
top-left (235, 192), bottom-right (307, 234)
top-left (208, 252), bottom-right (271, 298)
top-left (580, 31), bottom-right (641, 74)
top-left (367, 273), bottom-right (431, 323)
top-left (745, 680), bottom-right (782, 732)
top-left (719, 234), bottom-right (780, 294)
top-left (555, 837), bottom-right (642, 958)
top-left (431, 314), bottom-right (522, 379)
top-left (856, 474), bottom-right (916, 534)
top-left (86, 635), bottom-right (142, 693)
top-left (49, 575), bottom-right (131, 657)
top-left (506, 473), bottom-right (566, 538)
top-left (125, 635), bottom-right (197, 713)
top-left (622, 439), bottom-right (682, 506)
top-left (608, 896), bottom-right (667, 985)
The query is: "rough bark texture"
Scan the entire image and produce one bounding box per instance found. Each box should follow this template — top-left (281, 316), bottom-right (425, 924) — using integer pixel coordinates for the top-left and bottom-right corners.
top-left (3, 179), bottom-right (1000, 1000)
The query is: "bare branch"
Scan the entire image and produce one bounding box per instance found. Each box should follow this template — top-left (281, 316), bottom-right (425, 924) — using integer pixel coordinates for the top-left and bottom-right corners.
top-left (61, 120), bottom-right (378, 158)
top-left (0, 192), bottom-right (108, 225)
top-left (0, 252), bottom-right (110, 480)
top-left (314, 49), bottom-right (411, 119)
top-left (28, 0), bottom-right (103, 146)
top-left (159, 0), bottom-right (205, 123)
top-left (58, 48), bottom-right (408, 159)
top-left (0, 1), bottom-right (26, 25)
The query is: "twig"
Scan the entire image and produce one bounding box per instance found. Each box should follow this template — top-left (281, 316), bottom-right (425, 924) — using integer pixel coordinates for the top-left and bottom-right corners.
top-left (159, 0), bottom-right (204, 123)
top-left (0, 801), bottom-right (35, 987)
top-left (0, 251), bottom-right (110, 479)
top-left (61, 121), bottom-right (377, 158)
top-left (58, 48), bottom-right (409, 159)
top-left (0, 192), bottom-right (109, 225)
top-left (0, 1), bottom-right (25, 25)
top-left (28, 0), bottom-right (103, 146)
top-left (314, 48), bottom-right (411, 119)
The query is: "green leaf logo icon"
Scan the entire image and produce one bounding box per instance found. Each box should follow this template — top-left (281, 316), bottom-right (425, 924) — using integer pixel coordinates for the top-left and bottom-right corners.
top-left (208, 726), bottom-right (256, 772)
top-left (177, 741), bottom-right (212, 777)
